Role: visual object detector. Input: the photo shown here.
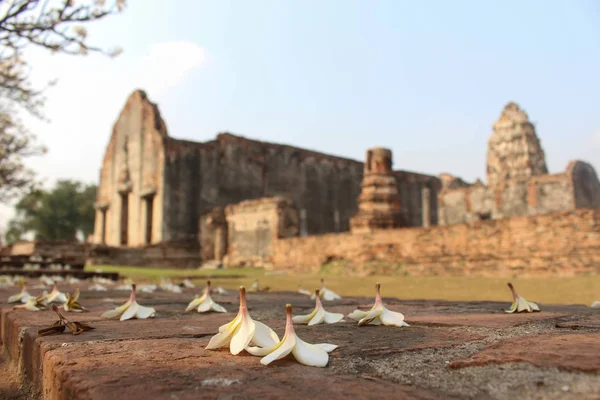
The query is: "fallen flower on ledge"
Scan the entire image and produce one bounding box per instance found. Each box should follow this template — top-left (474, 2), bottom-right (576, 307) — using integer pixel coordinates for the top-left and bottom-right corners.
top-left (159, 278), bottom-right (183, 293)
top-left (205, 286), bottom-right (279, 355)
top-left (8, 282), bottom-right (32, 303)
top-left (214, 286), bottom-right (228, 295)
top-left (45, 284), bottom-right (67, 304)
top-left (311, 279), bottom-right (341, 301)
top-left (248, 304), bottom-right (338, 368)
top-left (181, 279), bottom-right (195, 289)
top-left (591, 301), bottom-right (600, 309)
top-left (88, 283), bottom-right (107, 291)
top-left (64, 288), bottom-right (88, 312)
top-left (297, 286), bottom-right (312, 296)
top-left (101, 284), bottom-right (156, 321)
top-left (38, 305), bottom-right (94, 336)
top-left (347, 283), bottom-right (409, 327)
top-left (185, 280), bottom-right (227, 313)
top-left (13, 294), bottom-right (48, 311)
top-left (293, 289), bottom-right (344, 325)
top-left (505, 282), bottom-right (540, 313)
top-left (250, 279), bottom-right (270, 293)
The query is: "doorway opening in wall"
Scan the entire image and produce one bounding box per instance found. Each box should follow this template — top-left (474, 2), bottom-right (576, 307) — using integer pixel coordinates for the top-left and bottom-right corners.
top-left (145, 195), bottom-right (154, 245)
top-left (101, 209), bottom-right (107, 244)
top-left (477, 212), bottom-right (492, 221)
top-left (120, 193), bottom-right (129, 245)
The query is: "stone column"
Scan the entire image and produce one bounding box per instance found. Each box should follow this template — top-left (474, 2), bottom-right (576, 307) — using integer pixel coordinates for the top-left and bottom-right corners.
top-left (350, 148), bottom-right (404, 233)
top-left (422, 187), bottom-right (431, 227)
top-left (299, 209), bottom-right (308, 237)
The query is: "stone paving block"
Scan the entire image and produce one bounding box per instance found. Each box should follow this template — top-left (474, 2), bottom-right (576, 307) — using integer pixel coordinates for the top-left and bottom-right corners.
top-left (406, 312), bottom-right (568, 328)
top-left (554, 314), bottom-right (600, 330)
top-left (449, 333), bottom-right (600, 372)
top-left (40, 338), bottom-right (450, 400)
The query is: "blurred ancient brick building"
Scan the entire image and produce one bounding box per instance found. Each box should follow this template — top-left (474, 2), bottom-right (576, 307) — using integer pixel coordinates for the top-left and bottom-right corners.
top-left (90, 92), bottom-right (600, 270)
top-left (437, 102), bottom-right (600, 225)
top-left (91, 91), bottom-right (438, 257)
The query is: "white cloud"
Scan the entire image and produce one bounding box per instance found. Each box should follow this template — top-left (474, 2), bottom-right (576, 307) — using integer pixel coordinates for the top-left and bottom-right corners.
top-left (0, 41), bottom-right (206, 236)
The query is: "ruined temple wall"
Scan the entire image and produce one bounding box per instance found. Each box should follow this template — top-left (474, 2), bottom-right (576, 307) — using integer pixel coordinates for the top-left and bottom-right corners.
top-left (161, 133), bottom-right (365, 242)
top-left (271, 209), bottom-right (600, 277)
top-left (223, 197), bottom-right (299, 268)
top-left (93, 90), bottom-right (166, 247)
top-left (394, 171), bottom-right (441, 227)
top-left (437, 165), bottom-right (599, 225)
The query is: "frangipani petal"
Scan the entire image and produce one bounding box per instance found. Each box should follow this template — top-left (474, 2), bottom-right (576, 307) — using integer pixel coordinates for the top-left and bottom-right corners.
top-left (252, 320), bottom-right (280, 347)
top-left (316, 343), bottom-right (339, 353)
top-left (292, 337), bottom-right (329, 367)
top-left (185, 297), bottom-right (204, 312)
top-left (358, 307), bottom-right (383, 326)
top-left (260, 334), bottom-right (296, 365)
top-left (308, 306), bottom-right (326, 326)
top-left (206, 327), bottom-right (237, 350)
top-left (347, 309), bottom-right (369, 321)
top-left (120, 301), bottom-right (139, 321)
top-left (101, 300), bottom-right (131, 319)
top-left (379, 308), bottom-right (408, 327)
top-left (211, 302), bottom-right (227, 313)
top-left (218, 314), bottom-right (240, 333)
top-left (197, 300), bottom-right (213, 313)
top-left (135, 304), bottom-right (156, 319)
top-left (230, 317), bottom-right (256, 355)
top-left (323, 311), bottom-right (345, 324)
top-left (292, 308), bottom-right (317, 324)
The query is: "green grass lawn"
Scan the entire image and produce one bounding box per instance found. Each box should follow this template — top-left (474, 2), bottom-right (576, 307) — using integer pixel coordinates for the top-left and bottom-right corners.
top-left (88, 265), bottom-right (600, 306)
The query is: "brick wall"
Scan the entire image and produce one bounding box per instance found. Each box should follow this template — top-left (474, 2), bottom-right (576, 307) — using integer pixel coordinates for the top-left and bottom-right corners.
top-left (272, 209), bottom-right (600, 277)
top-left (223, 197), bottom-right (299, 268)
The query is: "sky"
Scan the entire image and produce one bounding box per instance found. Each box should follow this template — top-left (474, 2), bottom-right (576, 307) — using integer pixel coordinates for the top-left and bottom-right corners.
top-left (1, 0), bottom-right (599, 233)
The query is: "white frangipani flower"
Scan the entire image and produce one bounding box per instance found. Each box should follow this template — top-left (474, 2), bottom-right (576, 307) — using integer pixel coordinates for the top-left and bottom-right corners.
top-left (182, 279), bottom-right (195, 288)
top-left (214, 286), bottom-right (228, 295)
top-left (101, 284), bottom-right (156, 321)
top-left (206, 287), bottom-right (279, 355)
top-left (293, 289), bottom-right (344, 325)
top-left (347, 283), bottom-right (409, 327)
top-left (39, 275), bottom-right (55, 286)
top-left (159, 278), bottom-right (183, 293)
top-left (298, 286), bottom-right (311, 296)
top-left (45, 284), bottom-right (68, 304)
top-left (8, 284), bottom-right (33, 303)
top-left (13, 295), bottom-right (48, 311)
top-left (0, 275), bottom-right (14, 287)
top-left (67, 276), bottom-right (81, 285)
top-left (92, 277), bottom-right (115, 285)
top-left (247, 304), bottom-right (339, 368)
top-left (185, 280), bottom-right (227, 313)
top-left (591, 301), bottom-right (600, 309)
top-left (311, 279), bottom-right (341, 301)
top-left (88, 283), bottom-right (108, 291)
top-left (505, 282), bottom-right (540, 313)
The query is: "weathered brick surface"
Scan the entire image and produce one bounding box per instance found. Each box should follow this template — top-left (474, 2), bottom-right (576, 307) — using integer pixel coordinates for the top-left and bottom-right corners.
top-left (2, 286), bottom-right (600, 400)
top-left (272, 209), bottom-right (600, 276)
top-left (449, 333), bottom-right (600, 372)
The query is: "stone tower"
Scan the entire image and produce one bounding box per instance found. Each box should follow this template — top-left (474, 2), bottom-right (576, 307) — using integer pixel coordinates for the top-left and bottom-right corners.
top-left (350, 147), bottom-right (404, 233)
top-left (486, 102), bottom-right (548, 187)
